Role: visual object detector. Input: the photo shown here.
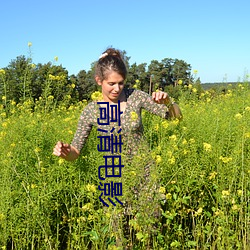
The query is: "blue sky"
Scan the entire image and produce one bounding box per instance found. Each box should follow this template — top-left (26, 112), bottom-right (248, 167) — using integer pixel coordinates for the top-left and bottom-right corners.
top-left (1, 0), bottom-right (249, 83)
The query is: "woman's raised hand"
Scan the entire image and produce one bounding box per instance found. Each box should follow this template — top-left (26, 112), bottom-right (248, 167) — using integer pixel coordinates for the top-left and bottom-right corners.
top-left (152, 91), bottom-right (171, 104)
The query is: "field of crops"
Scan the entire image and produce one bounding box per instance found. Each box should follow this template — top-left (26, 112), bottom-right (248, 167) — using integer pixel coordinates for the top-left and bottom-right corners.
top-left (0, 83), bottom-right (249, 249)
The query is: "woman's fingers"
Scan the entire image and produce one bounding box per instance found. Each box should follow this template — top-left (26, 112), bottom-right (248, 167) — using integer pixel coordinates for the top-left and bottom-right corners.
top-left (53, 141), bottom-right (70, 157)
top-left (152, 91), bottom-right (170, 104)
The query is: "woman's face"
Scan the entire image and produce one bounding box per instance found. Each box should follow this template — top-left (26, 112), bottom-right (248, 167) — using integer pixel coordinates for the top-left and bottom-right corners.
top-left (96, 71), bottom-right (125, 103)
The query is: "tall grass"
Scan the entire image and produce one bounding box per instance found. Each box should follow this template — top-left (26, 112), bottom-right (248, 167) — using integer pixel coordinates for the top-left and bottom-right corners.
top-left (0, 83), bottom-right (249, 249)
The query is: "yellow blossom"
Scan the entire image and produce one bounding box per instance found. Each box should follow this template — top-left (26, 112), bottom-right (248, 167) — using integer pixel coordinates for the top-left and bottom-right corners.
top-left (31, 184), bottom-right (37, 189)
top-left (48, 74), bottom-right (55, 80)
top-left (182, 139), bottom-right (187, 145)
top-left (48, 95), bottom-right (54, 100)
top-left (188, 84), bottom-right (193, 89)
top-left (71, 83), bottom-right (76, 89)
top-left (2, 96), bottom-right (6, 100)
top-left (192, 88), bottom-right (197, 93)
top-left (208, 171), bottom-right (217, 180)
top-left (193, 69), bottom-right (198, 74)
top-left (54, 56), bottom-right (58, 61)
top-left (222, 190), bottom-right (230, 197)
top-left (130, 171), bottom-right (136, 176)
top-left (159, 186), bottom-right (166, 194)
top-left (86, 184), bottom-right (97, 193)
top-left (171, 119), bottom-right (179, 126)
top-left (232, 204), bottom-right (239, 211)
top-left (168, 156), bottom-right (175, 165)
top-left (161, 120), bottom-right (168, 128)
top-left (91, 91), bottom-right (103, 101)
top-left (245, 106), bottom-right (250, 112)
top-left (154, 123), bottom-right (159, 131)
top-left (34, 147), bottom-right (41, 153)
top-left (130, 111), bottom-right (138, 121)
top-left (2, 122), bottom-right (7, 128)
top-left (155, 155), bottom-right (162, 164)
top-left (0, 213), bottom-right (5, 221)
top-left (165, 193), bottom-right (172, 199)
top-left (0, 69), bottom-right (6, 75)
top-left (237, 189), bottom-right (243, 196)
top-left (214, 209), bottom-right (223, 216)
top-left (169, 134), bottom-right (177, 141)
top-left (82, 203), bottom-right (93, 212)
top-left (135, 79), bottom-right (140, 83)
top-left (219, 156), bottom-right (232, 164)
top-left (234, 113), bottom-right (242, 120)
top-left (11, 100), bottom-right (16, 105)
top-left (58, 158), bottom-right (64, 165)
top-left (133, 84), bottom-right (138, 89)
top-left (194, 207), bottom-right (203, 216)
top-left (189, 138), bottom-right (195, 144)
top-left (178, 79), bottom-right (183, 85)
top-left (203, 142), bottom-right (212, 152)
top-left (28, 42), bottom-right (32, 47)
top-left (245, 132), bottom-right (250, 138)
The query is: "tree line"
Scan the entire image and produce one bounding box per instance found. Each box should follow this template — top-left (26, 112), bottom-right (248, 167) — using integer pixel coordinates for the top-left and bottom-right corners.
top-left (0, 51), bottom-right (200, 106)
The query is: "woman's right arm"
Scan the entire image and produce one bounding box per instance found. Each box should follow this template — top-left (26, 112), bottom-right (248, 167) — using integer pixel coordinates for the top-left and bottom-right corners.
top-left (53, 102), bottom-right (95, 161)
top-left (53, 141), bottom-right (80, 161)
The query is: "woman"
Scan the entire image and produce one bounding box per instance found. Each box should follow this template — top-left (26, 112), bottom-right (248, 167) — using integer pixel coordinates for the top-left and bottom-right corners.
top-left (53, 47), bottom-right (182, 246)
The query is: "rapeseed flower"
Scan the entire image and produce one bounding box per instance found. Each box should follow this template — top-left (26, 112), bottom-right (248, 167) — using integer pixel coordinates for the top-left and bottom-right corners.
top-left (169, 134), bottom-right (177, 141)
top-left (91, 91), bottom-right (103, 101)
top-left (81, 203), bottom-right (93, 212)
top-left (0, 69), bottom-right (5, 75)
top-left (154, 124), bottom-right (159, 131)
top-left (222, 190), bottom-right (230, 197)
top-left (86, 184), bottom-right (97, 193)
top-left (0, 214), bottom-right (5, 221)
top-left (165, 193), bottom-right (172, 199)
top-left (28, 42), bottom-right (32, 47)
top-left (155, 155), bottom-right (162, 164)
top-left (232, 204), bottom-right (239, 211)
top-left (203, 142), bottom-right (212, 152)
top-left (168, 156), bottom-right (175, 165)
top-left (158, 186), bottom-right (166, 194)
top-left (234, 113), bottom-right (242, 120)
top-left (54, 56), bottom-right (58, 62)
top-left (194, 207), bottom-right (203, 216)
top-left (162, 120), bottom-right (168, 128)
top-left (237, 189), bottom-right (243, 196)
top-left (208, 171), bottom-right (217, 180)
top-left (130, 111), bottom-right (138, 121)
top-left (219, 156), bottom-right (232, 164)
top-left (178, 79), bottom-right (183, 85)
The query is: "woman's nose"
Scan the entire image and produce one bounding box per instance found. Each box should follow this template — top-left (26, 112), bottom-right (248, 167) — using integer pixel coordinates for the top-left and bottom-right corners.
top-left (114, 84), bottom-right (120, 92)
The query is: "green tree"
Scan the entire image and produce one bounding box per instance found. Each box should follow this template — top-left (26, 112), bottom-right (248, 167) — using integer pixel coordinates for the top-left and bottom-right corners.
top-left (4, 55), bottom-right (33, 102)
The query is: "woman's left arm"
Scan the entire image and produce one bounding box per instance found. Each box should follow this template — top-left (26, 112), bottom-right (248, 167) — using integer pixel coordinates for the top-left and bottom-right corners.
top-left (152, 91), bottom-right (182, 120)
